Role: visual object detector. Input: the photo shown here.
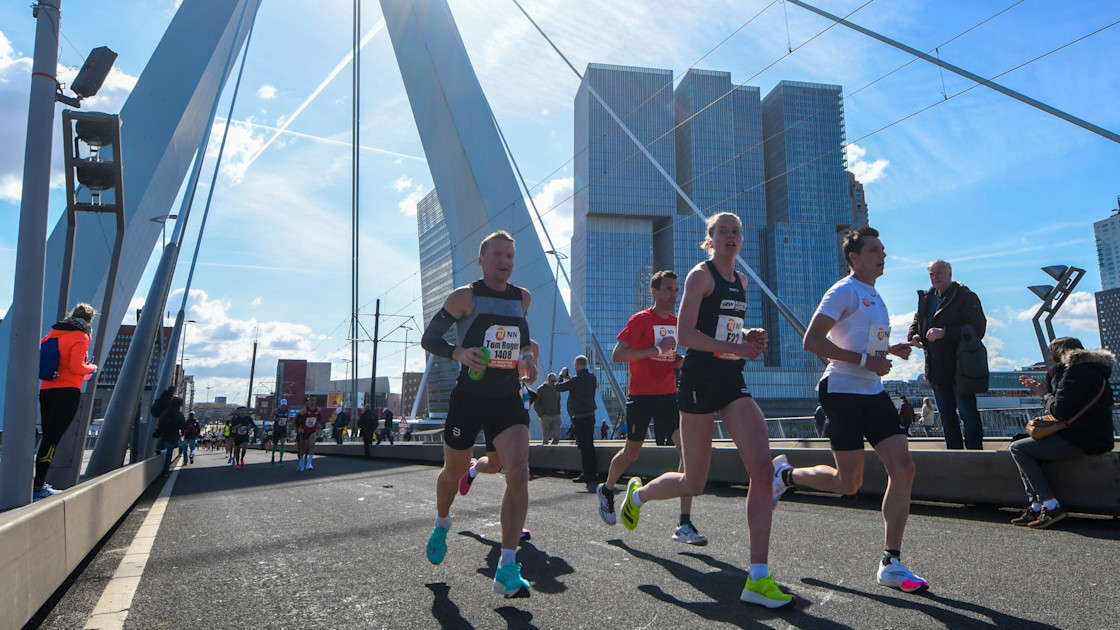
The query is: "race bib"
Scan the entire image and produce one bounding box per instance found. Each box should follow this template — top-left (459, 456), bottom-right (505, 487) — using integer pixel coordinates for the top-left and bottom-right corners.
top-left (716, 315), bottom-right (744, 360)
top-left (652, 325), bottom-right (677, 362)
top-left (236, 425), bottom-right (248, 435)
top-left (304, 416), bottom-right (317, 428)
top-left (275, 417), bottom-right (287, 427)
top-left (483, 325), bottom-right (521, 369)
top-left (867, 324), bottom-right (890, 359)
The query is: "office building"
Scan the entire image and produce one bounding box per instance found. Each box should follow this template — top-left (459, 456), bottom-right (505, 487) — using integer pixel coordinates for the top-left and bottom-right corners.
top-left (416, 189), bottom-right (460, 416)
top-left (1093, 204), bottom-right (1120, 396)
top-left (572, 66), bottom-right (856, 412)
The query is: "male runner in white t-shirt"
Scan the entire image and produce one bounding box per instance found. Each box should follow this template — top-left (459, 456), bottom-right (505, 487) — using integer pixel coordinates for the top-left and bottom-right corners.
top-left (772, 227), bottom-right (929, 593)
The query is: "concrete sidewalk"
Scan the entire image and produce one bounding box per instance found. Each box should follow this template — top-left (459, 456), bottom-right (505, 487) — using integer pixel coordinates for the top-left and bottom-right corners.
top-left (33, 447), bottom-right (1119, 629)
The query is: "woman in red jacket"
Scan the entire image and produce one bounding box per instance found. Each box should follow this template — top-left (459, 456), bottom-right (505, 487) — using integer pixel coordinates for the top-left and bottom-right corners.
top-left (35, 303), bottom-right (98, 499)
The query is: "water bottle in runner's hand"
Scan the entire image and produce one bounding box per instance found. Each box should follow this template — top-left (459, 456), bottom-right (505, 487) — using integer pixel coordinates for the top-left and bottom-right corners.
top-left (468, 346), bottom-right (490, 381)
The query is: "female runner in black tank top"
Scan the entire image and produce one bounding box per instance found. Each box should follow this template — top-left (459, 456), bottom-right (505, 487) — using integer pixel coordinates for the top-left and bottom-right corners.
top-left (619, 212), bottom-right (793, 608)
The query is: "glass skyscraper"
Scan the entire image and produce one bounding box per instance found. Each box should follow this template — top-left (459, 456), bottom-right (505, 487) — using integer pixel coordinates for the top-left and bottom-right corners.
top-left (761, 81), bottom-right (853, 375)
top-left (572, 69), bottom-right (856, 411)
top-left (574, 64), bottom-right (676, 412)
top-left (416, 189), bottom-right (458, 415)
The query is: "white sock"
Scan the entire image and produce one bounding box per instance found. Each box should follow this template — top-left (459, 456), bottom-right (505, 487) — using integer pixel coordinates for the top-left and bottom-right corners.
top-left (749, 563), bottom-right (769, 581)
top-left (468, 463), bottom-right (478, 479)
top-left (434, 515), bottom-right (451, 529)
top-left (499, 548), bottom-right (516, 567)
top-left (1031, 501), bottom-right (1043, 512)
top-left (630, 488), bottom-right (643, 507)
top-left (1042, 498), bottom-right (1059, 511)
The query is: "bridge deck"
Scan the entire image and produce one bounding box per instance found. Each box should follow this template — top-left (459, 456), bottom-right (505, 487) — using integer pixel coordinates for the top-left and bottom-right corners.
top-left (30, 446), bottom-right (1119, 629)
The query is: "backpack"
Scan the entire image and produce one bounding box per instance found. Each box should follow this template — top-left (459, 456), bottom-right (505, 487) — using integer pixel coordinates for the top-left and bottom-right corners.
top-left (39, 336), bottom-right (60, 380)
top-left (956, 323), bottom-right (990, 395)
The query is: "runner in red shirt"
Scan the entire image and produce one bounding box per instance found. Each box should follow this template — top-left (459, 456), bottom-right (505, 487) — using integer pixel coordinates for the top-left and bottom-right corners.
top-left (596, 270), bottom-right (706, 545)
top-left (296, 397), bottom-right (323, 471)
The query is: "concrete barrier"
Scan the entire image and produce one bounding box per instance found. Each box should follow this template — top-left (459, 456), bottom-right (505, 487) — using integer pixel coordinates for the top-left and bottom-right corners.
top-left (0, 456), bottom-right (162, 630)
top-left (314, 440), bottom-right (1120, 515)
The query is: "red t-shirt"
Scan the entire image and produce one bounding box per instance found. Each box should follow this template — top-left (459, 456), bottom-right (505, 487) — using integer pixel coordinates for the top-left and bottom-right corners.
top-left (299, 408), bottom-right (321, 435)
top-left (617, 308), bottom-right (677, 396)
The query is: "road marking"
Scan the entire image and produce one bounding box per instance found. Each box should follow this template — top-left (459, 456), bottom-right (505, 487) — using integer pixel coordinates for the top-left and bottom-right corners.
top-left (84, 464), bottom-right (179, 630)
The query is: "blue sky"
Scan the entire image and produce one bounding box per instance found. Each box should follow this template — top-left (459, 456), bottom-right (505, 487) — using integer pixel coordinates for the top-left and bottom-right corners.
top-left (1, 0), bottom-right (1119, 405)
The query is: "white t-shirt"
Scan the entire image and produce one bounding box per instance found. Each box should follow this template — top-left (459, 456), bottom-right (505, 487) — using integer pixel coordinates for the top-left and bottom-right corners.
top-left (815, 276), bottom-right (890, 395)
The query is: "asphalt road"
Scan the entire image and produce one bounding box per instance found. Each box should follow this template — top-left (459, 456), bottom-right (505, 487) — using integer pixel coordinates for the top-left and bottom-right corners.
top-left (32, 446), bottom-right (1119, 629)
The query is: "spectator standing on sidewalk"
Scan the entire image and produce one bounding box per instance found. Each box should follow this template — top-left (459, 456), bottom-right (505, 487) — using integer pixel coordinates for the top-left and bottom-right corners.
top-left (377, 408), bottom-right (396, 445)
top-left (334, 408), bottom-right (349, 445)
top-left (531, 373), bottom-right (563, 445)
top-left (34, 303), bottom-right (98, 499)
top-left (556, 355), bottom-right (598, 484)
top-left (898, 396), bottom-right (915, 435)
top-left (358, 404), bottom-right (377, 456)
top-left (908, 259), bottom-right (987, 449)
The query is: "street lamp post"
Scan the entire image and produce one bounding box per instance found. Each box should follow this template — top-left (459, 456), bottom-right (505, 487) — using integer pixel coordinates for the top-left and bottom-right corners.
top-left (544, 250), bottom-right (568, 373)
top-left (148, 214), bottom-right (178, 251)
top-left (179, 319), bottom-right (196, 387)
top-left (1027, 265), bottom-right (1085, 365)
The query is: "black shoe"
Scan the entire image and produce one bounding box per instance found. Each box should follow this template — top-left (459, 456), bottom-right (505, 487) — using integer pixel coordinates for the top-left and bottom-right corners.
top-left (572, 475), bottom-right (594, 484)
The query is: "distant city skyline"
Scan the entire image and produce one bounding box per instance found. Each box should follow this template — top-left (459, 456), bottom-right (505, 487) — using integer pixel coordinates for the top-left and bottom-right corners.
top-left (1, 2), bottom-right (1116, 406)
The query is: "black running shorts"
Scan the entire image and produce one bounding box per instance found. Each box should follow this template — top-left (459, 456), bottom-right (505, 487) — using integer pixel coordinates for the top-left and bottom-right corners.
top-left (817, 377), bottom-right (906, 451)
top-left (625, 393), bottom-right (678, 442)
top-left (444, 387), bottom-right (529, 451)
top-left (677, 360), bottom-right (752, 415)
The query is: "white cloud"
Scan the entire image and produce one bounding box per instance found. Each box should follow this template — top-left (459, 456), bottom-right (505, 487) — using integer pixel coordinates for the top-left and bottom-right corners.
top-left (847, 143), bottom-right (888, 184)
top-left (173, 288), bottom-right (322, 402)
top-left (392, 175), bottom-right (414, 192)
top-left (257, 84), bottom-right (276, 100)
top-left (398, 184), bottom-right (426, 216)
top-left (529, 176), bottom-right (574, 253)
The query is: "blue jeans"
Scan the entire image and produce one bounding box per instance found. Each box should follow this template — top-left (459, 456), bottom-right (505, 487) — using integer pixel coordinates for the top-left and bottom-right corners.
top-left (156, 438), bottom-right (176, 473)
top-left (931, 384), bottom-right (983, 449)
top-left (1008, 435), bottom-right (1085, 503)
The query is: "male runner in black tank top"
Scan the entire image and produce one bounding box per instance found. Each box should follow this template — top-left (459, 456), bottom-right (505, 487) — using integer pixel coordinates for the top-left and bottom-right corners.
top-left (420, 230), bottom-right (540, 599)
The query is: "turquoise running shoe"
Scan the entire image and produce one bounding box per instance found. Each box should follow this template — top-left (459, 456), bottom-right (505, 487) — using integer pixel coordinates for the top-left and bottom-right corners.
top-left (620, 477), bottom-right (643, 531)
top-left (426, 525), bottom-right (449, 565)
top-left (493, 562), bottom-right (531, 598)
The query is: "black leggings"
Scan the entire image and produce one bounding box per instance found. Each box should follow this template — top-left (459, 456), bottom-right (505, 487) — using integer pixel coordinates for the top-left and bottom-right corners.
top-left (36, 387), bottom-right (81, 488)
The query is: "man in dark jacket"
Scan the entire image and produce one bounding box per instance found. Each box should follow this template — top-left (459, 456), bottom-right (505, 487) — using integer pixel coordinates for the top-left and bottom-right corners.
top-left (358, 405), bottom-right (377, 457)
top-left (334, 408), bottom-right (349, 444)
top-left (908, 260), bottom-right (987, 449)
top-left (377, 409), bottom-right (395, 445)
top-left (556, 355), bottom-right (598, 483)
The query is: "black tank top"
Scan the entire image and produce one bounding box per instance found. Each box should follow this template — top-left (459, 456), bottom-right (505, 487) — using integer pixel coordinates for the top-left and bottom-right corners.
top-left (455, 280), bottom-right (530, 398)
top-left (685, 260), bottom-right (747, 369)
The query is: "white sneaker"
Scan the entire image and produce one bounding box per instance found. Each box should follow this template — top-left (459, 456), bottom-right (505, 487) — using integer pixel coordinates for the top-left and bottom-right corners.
top-left (876, 555), bottom-right (929, 592)
top-left (596, 484), bottom-right (617, 525)
top-left (771, 454), bottom-right (793, 509)
top-left (672, 522), bottom-right (708, 546)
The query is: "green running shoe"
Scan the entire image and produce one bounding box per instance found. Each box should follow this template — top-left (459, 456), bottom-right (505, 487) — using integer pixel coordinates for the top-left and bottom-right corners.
top-left (620, 477), bottom-right (643, 530)
top-left (740, 574), bottom-right (794, 609)
top-left (493, 561), bottom-right (531, 598)
top-left (426, 525), bottom-right (449, 565)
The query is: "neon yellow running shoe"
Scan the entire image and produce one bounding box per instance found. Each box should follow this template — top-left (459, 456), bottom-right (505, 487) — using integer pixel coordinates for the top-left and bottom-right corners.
top-left (620, 477), bottom-right (643, 530)
top-left (740, 574), bottom-right (794, 609)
